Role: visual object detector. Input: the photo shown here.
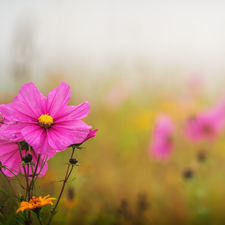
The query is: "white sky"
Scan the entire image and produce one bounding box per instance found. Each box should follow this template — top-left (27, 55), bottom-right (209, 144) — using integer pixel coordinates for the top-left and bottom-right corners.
top-left (0, 1), bottom-right (225, 91)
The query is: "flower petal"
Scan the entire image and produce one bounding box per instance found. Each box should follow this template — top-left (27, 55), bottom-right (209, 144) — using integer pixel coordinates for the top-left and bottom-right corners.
top-left (54, 101), bottom-right (90, 121)
top-left (15, 82), bottom-right (47, 118)
top-left (47, 82), bottom-right (71, 117)
top-left (0, 139), bottom-right (21, 177)
top-left (0, 102), bottom-right (38, 122)
top-left (21, 126), bottom-right (51, 154)
top-left (83, 129), bottom-right (98, 142)
top-left (42, 148), bottom-right (57, 160)
top-left (53, 120), bottom-right (90, 144)
top-left (0, 123), bottom-right (34, 142)
top-left (47, 127), bottom-right (74, 151)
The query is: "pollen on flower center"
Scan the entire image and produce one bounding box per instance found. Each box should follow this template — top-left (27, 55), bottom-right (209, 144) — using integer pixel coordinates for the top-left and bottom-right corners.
top-left (38, 114), bottom-right (53, 128)
top-left (30, 197), bottom-right (41, 205)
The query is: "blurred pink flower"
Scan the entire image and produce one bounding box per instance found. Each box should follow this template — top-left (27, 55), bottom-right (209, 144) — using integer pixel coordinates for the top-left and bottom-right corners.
top-left (0, 82), bottom-right (91, 154)
top-left (188, 72), bottom-right (204, 90)
top-left (184, 104), bottom-right (225, 142)
top-left (149, 115), bottom-right (174, 160)
top-left (104, 83), bottom-right (130, 111)
top-left (0, 136), bottom-right (55, 177)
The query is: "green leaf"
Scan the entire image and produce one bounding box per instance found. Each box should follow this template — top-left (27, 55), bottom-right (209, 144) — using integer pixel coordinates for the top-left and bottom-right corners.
top-left (0, 188), bottom-right (18, 207)
top-left (76, 146), bottom-right (86, 150)
top-left (67, 177), bottom-right (76, 183)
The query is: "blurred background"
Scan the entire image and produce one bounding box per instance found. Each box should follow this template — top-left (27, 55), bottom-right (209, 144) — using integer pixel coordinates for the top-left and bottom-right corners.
top-left (1, 1), bottom-right (225, 224)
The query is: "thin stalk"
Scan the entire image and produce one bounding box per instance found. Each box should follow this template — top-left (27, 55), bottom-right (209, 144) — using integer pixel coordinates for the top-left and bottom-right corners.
top-left (0, 210), bottom-right (12, 225)
top-left (4, 167), bottom-right (23, 187)
top-left (29, 154), bottom-right (41, 198)
top-left (37, 213), bottom-right (43, 225)
top-left (26, 164), bottom-right (30, 200)
top-left (66, 166), bottom-right (74, 180)
top-left (18, 144), bottom-right (29, 201)
top-left (51, 165), bottom-right (70, 213)
top-left (1, 172), bottom-right (17, 197)
top-left (47, 147), bottom-right (76, 225)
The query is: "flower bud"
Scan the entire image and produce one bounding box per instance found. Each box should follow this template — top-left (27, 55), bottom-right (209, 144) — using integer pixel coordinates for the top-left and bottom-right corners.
top-left (69, 158), bottom-right (78, 165)
top-left (20, 195), bottom-right (25, 202)
top-left (22, 153), bottom-right (33, 163)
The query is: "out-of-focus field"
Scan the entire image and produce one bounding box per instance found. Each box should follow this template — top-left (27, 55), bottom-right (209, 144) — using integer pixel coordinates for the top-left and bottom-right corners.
top-left (1, 73), bottom-right (225, 225)
top-left (1, 2), bottom-right (225, 224)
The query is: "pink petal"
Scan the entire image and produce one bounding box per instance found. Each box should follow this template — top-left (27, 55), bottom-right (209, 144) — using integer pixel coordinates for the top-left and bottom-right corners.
top-left (47, 127), bottom-right (74, 151)
top-left (83, 129), bottom-right (98, 142)
top-left (72, 129), bottom-right (90, 144)
top-left (0, 139), bottom-right (21, 177)
top-left (0, 123), bottom-right (34, 142)
top-left (54, 101), bottom-right (90, 121)
top-left (0, 138), bottom-right (18, 156)
top-left (0, 102), bottom-right (37, 122)
top-left (53, 120), bottom-right (90, 144)
top-left (2, 153), bottom-right (21, 177)
top-left (15, 82), bottom-right (47, 118)
top-left (47, 82), bottom-right (71, 117)
top-left (21, 126), bottom-right (51, 154)
top-left (42, 149), bottom-right (57, 160)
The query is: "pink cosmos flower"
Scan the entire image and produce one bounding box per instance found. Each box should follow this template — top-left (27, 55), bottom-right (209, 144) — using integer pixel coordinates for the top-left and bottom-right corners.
top-left (149, 115), bottom-right (174, 160)
top-left (0, 82), bottom-right (91, 154)
top-left (184, 104), bottom-right (225, 142)
top-left (0, 136), bottom-right (55, 177)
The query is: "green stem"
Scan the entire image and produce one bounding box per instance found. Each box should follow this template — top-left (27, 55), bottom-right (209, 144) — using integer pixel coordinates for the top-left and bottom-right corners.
top-left (0, 210), bottom-right (12, 225)
top-left (30, 154), bottom-right (41, 198)
top-left (18, 143), bottom-right (29, 201)
top-left (1, 172), bottom-right (17, 197)
top-left (37, 212), bottom-right (43, 225)
top-left (47, 147), bottom-right (76, 225)
top-left (66, 165), bottom-right (74, 180)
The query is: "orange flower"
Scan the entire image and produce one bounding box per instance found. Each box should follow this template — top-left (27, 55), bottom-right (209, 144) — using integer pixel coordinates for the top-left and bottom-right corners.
top-left (16, 195), bottom-right (56, 214)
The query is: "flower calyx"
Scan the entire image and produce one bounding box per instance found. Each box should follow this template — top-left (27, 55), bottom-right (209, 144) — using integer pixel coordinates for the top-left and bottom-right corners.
top-left (69, 144), bottom-right (86, 150)
top-left (20, 160), bottom-right (35, 167)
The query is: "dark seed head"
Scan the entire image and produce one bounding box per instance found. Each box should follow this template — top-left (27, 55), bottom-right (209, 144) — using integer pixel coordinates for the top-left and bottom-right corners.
top-left (20, 195), bottom-right (25, 202)
top-left (183, 168), bottom-right (193, 179)
top-left (69, 158), bottom-right (78, 165)
top-left (22, 153), bottom-right (33, 163)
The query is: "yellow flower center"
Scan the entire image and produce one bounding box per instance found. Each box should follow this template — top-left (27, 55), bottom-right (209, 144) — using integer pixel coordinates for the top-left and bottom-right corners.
top-left (29, 197), bottom-right (41, 205)
top-left (38, 114), bottom-right (53, 128)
